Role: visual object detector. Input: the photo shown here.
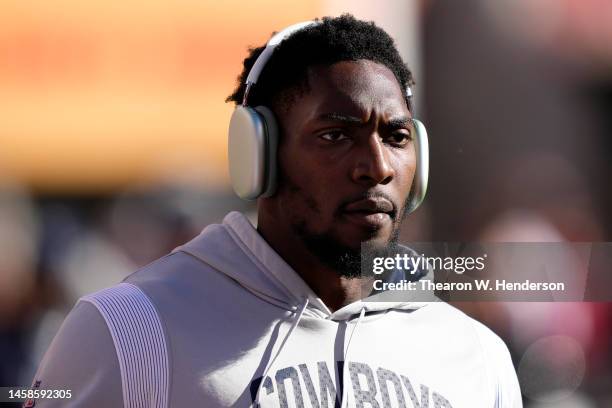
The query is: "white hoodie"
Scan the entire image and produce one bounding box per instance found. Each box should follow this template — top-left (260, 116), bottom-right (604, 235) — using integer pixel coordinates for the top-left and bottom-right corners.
top-left (30, 212), bottom-right (522, 407)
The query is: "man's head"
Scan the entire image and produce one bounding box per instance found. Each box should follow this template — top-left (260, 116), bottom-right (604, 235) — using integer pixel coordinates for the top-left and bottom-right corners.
top-left (227, 15), bottom-right (417, 277)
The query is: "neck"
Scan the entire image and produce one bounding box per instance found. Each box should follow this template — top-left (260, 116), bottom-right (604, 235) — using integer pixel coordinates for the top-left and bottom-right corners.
top-left (257, 207), bottom-right (369, 312)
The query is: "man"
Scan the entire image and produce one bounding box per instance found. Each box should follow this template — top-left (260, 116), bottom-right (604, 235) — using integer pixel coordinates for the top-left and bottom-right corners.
top-left (30, 15), bottom-right (521, 407)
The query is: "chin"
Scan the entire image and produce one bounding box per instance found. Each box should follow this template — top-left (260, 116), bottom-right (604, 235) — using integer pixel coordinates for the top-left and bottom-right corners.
top-left (337, 229), bottom-right (395, 252)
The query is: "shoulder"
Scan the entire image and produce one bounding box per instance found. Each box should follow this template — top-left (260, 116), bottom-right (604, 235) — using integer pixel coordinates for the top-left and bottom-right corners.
top-left (30, 247), bottom-right (226, 407)
top-left (31, 265), bottom-right (181, 407)
top-left (424, 302), bottom-right (522, 407)
top-left (122, 248), bottom-right (226, 289)
top-left (424, 302), bottom-right (512, 362)
top-left (30, 301), bottom-right (123, 407)
top-left (424, 302), bottom-right (507, 345)
top-left (37, 282), bottom-right (171, 407)
top-left (121, 249), bottom-right (253, 316)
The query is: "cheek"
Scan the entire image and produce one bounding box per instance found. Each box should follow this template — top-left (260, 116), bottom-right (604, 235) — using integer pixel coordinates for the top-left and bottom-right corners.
top-left (405, 159), bottom-right (417, 187)
top-left (392, 150), bottom-right (418, 196)
top-left (277, 144), bottom-right (310, 190)
top-left (276, 145), bottom-right (341, 222)
top-left (278, 141), bottom-right (331, 193)
top-left (276, 147), bottom-right (321, 210)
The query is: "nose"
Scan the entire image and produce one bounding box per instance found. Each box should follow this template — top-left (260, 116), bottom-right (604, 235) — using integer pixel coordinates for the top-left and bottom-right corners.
top-left (351, 134), bottom-right (395, 186)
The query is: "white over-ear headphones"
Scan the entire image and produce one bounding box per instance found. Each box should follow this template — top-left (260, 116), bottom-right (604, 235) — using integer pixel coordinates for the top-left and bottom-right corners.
top-left (228, 21), bottom-right (429, 214)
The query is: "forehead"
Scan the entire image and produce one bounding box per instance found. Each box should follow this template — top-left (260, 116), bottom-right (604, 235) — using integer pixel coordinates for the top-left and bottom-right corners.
top-left (297, 60), bottom-right (409, 120)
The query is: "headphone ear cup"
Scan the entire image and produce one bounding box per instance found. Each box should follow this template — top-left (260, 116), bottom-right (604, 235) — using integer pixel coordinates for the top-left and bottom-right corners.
top-left (406, 118), bottom-right (429, 214)
top-left (253, 106), bottom-right (279, 198)
top-left (227, 105), bottom-right (279, 200)
top-left (228, 106), bottom-right (269, 200)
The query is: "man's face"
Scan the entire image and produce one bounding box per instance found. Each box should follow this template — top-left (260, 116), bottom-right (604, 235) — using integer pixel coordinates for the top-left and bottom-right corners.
top-left (269, 60), bottom-right (416, 274)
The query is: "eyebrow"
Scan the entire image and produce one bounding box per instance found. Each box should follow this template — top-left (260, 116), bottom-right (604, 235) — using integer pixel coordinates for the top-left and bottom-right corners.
top-left (316, 113), bottom-right (412, 129)
top-left (386, 117), bottom-right (413, 129)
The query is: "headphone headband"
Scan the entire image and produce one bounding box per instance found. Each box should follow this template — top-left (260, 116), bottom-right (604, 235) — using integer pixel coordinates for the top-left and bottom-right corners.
top-left (242, 20), bottom-right (318, 106)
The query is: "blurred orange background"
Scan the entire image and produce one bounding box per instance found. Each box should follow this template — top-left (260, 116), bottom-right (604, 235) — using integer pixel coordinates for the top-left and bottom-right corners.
top-left (0, 0), bottom-right (319, 192)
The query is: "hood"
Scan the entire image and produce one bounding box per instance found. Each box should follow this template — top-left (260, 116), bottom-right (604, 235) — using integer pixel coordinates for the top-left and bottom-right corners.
top-left (174, 211), bottom-right (436, 322)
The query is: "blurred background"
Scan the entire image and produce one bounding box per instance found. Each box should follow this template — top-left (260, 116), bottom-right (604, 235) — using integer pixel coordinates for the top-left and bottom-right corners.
top-left (0, 0), bottom-right (611, 406)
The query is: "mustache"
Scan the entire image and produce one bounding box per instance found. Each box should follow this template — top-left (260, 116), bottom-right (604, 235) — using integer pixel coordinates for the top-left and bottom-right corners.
top-left (336, 191), bottom-right (399, 219)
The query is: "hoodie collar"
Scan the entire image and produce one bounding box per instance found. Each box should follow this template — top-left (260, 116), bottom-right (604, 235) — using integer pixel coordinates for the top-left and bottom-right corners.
top-left (222, 212), bottom-right (332, 316)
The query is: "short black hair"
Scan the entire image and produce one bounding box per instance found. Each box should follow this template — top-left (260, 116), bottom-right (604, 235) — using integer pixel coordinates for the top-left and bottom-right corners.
top-left (226, 14), bottom-right (415, 112)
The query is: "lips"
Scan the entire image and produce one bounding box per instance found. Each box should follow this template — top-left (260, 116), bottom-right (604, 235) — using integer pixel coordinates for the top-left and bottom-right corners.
top-left (341, 197), bottom-right (395, 229)
top-left (343, 197), bottom-right (395, 216)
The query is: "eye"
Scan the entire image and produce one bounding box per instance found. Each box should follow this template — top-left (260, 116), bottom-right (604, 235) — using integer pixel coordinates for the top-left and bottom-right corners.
top-left (385, 130), bottom-right (412, 146)
top-left (319, 130), bottom-right (349, 142)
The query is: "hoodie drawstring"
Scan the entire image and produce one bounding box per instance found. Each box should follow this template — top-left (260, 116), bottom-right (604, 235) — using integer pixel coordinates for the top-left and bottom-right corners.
top-left (253, 298), bottom-right (309, 407)
top-left (340, 307), bottom-right (366, 408)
